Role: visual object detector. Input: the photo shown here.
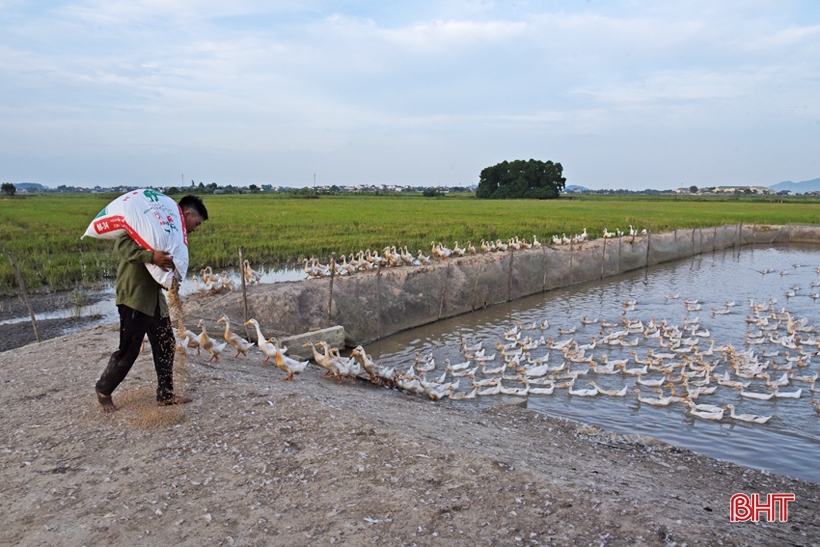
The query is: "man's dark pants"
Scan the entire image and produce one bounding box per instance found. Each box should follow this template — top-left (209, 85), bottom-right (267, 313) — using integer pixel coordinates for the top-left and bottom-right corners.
top-left (96, 304), bottom-right (175, 402)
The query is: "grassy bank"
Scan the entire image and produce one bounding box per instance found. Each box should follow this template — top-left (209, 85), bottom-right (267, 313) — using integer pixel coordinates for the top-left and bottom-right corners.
top-left (1, 192), bottom-right (819, 294)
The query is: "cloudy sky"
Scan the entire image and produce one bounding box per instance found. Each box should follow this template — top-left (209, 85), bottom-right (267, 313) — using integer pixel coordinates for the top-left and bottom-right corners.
top-left (2, 0), bottom-right (819, 190)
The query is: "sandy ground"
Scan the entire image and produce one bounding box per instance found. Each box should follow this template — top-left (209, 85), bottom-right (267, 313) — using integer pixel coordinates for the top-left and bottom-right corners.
top-left (1, 324), bottom-right (819, 547)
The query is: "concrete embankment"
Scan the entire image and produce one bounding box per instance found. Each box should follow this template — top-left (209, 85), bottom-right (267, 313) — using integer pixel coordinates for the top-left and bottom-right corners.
top-left (184, 224), bottom-right (820, 349)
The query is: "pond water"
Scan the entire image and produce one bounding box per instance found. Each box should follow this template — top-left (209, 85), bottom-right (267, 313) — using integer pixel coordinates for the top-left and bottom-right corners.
top-left (364, 244), bottom-right (820, 484)
top-left (0, 265), bottom-right (304, 329)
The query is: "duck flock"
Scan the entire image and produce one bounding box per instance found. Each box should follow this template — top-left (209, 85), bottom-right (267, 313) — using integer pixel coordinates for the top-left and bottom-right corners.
top-left (299, 227), bottom-right (620, 279)
top-left (189, 261), bottom-right (263, 297)
top-left (174, 287), bottom-right (820, 426)
top-left (189, 227), bottom-right (646, 289)
top-left (173, 241), bottom-right (820, 428)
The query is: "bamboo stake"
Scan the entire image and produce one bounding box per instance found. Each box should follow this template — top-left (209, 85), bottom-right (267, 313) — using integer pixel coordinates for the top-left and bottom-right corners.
top-left (438, 263), bottom-right (450, 319)
top-left (238, 247), bottom-right (250, 340)
top-left (644, 229), bottom-right (651, 267)
top-left (376, 262), bottom-right (384, 338)
top-left (7, 251), bottom-right (40, 343)
top-left (541, 245), bottom-right (548, 293)
top-left (327, 253), bottom-right (336, 327)
top-left (508, 246), bottom-right (514, 302)
top-left (376, 261), bottom-right (382, 338)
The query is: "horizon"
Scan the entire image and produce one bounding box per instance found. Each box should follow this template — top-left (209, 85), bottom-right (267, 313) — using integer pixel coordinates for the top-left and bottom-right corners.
top-left (11, 177), bottom-right (820, 193)
top-left (2, 2), bottom-right (819, 190)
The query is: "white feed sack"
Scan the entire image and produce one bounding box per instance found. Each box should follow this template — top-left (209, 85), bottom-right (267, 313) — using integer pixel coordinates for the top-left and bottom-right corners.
top-left (82, 189), bottom-right (188, 289)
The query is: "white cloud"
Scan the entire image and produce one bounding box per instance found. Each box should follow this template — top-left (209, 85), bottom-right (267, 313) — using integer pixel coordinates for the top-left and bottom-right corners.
top-left (1, 1), bottom-right (819, 188)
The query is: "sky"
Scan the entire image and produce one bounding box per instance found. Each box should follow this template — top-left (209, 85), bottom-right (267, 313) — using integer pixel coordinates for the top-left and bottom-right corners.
top-left (1, 1), bottom-right (819, 190)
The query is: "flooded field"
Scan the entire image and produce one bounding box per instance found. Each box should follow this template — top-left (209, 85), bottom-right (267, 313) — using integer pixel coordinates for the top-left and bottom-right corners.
top-left (0, 265), bottom-right (304, 325)
top-left (365, 244), bottom-right (820, 484)
top-left (0, 265), bottom-right (304, 351)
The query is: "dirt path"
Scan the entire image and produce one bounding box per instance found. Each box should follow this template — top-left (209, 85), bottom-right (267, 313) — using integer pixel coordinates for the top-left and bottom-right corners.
top-left (1, 324), bottom-right (818, 546)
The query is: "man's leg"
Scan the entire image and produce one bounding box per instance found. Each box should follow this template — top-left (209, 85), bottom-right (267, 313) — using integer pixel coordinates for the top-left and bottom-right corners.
top-left (148, 314), bottom-right (191, 406)
top-left (96, 305), bottom-right (150, 413)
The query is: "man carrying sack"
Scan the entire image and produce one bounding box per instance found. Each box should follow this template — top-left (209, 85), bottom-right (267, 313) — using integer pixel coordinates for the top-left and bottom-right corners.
top-left (95, 194), bottom-right (208, 413)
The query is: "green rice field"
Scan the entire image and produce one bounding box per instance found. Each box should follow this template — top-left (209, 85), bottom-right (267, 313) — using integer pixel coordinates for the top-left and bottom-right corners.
top-left (1, 192), bottom-right (818, 294)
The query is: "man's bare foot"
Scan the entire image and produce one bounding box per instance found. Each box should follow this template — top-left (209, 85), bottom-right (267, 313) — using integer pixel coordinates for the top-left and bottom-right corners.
top-left (97, 391), bottom-right (117, 414)
top-left (157, 395), bottom-right (193, 407)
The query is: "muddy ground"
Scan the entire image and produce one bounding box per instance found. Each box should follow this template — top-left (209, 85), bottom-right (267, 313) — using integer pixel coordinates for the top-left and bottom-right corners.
top-left (1, 323), bottom-right (818, 547)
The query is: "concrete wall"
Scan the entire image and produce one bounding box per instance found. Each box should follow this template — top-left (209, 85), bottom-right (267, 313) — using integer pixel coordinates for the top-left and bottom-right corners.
top-left (184, 224), bottom-right (820, 346)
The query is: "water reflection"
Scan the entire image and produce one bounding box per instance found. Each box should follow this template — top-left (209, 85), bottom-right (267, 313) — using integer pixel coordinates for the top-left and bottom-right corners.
top-left (365, 244), bottom-right (820, 484)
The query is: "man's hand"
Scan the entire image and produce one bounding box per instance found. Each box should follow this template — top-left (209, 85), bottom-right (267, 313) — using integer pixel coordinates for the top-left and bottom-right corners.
top-left (152, 250), bottom-right (175, 271)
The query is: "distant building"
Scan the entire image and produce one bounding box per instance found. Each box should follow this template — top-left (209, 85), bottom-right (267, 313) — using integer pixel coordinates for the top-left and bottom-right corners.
top-left (711, 186), bottom-right (772, 195)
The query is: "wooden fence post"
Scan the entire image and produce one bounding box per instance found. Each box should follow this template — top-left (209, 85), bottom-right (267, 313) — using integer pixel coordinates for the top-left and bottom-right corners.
top-left (508, 246), bottom-right (514, 301)
top-left (7, 251), bottom-right (40, 343)
top-left (238, 247), bottom-right (250, 340)
top-left (327, 253), bottom-right (336, 327)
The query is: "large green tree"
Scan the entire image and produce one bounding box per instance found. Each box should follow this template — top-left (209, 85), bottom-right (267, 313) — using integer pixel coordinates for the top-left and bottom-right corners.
top-left (1, 183), bottom-right (16, 196)
top-left (476, 159), bottom-right (566, 199)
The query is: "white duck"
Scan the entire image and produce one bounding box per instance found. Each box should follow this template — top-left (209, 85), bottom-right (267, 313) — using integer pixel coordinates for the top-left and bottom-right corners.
top-left (568, 378), bottom-right (598, 397)
top-left (176, 326), bottom-right (201, 356)
top-left (302, 341), bottom-right (343, 382)
top-left (739, 388), bottom-right (775, 400)
top-left (588, 381), bottom-right (627, 396)
top-left (499, 383), bottom-right (529, 397)
top-left (197, 319), bottom-right (227, 362)
top-left (632, 388), bottom-right (676, 407)
top-left (446, 359), bottom-right (473, 373)
top-left (449, 387), bottom-right (478, 400)
top-left (244, 318), bottom-right (279, 365)
top-left (349, 346), bottom-right (380, 382)
top-left (685, 400), bottom-right (724, 421)
top-left (243, 259), bottom-right (261, 284)
top-left (474, 376), bottom-right (501, 387)
top-left (686, 400), bottom-right (724, 414)
top-left (267, 337), bottom-right (309, 380)
top-left (414, 353), bottom-right (436, 372)
top-left (724, 404), bottom-right (772, 424)
top-left (477, 383), bottom-right (501, 396)
top-left (527, 381), bottom-right (555, 395)
top-left (636, 374), bottom-right (667, 387)
top-left (217, 315), bottom-right (254, 357)
top-left (421, 380), bottom-right (454, 401)
top-left (770, 387), bottom-right (802, 399)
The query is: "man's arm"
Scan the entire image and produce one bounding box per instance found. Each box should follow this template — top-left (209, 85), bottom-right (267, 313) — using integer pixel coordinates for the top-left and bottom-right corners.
top-left (114, 233), bottom-right (174, 270)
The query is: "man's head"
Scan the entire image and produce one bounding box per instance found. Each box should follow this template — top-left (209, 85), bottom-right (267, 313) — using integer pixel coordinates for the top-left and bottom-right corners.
top-left (179, 195), bottom-right (208, 233)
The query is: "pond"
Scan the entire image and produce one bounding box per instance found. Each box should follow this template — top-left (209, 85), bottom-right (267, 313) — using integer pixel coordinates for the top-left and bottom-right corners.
top-left (364, 244), bottom-right (820, 484)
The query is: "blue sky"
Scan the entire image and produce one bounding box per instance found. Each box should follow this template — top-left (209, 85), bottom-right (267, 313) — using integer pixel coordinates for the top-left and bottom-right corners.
top-left (1, 0), bottom-right (819, 189)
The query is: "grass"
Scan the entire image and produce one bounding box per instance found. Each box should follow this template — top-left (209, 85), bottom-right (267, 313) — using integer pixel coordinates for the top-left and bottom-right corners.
top-left (1, 192), bottom-right (819, 294)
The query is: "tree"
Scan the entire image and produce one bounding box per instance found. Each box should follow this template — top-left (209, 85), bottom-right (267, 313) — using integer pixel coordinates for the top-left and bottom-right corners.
top-left (1, 182), bottom-right (16, 196)
top-left (422, 188), bottom-right (443, 197)
top-left (476, 159), bottom-right (566, 199)
top-left (249, 184), bottom-right (259, 193)
top-left (689, 185), bottom-right (698, 193)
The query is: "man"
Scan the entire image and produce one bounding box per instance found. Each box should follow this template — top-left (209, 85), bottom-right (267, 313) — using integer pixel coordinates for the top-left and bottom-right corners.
top-left (96, 194), bottom-right (208, 413)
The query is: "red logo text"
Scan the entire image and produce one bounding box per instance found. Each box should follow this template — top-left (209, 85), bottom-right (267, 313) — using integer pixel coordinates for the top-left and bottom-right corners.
top-left (730, 493), bottom-right (794, 522)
